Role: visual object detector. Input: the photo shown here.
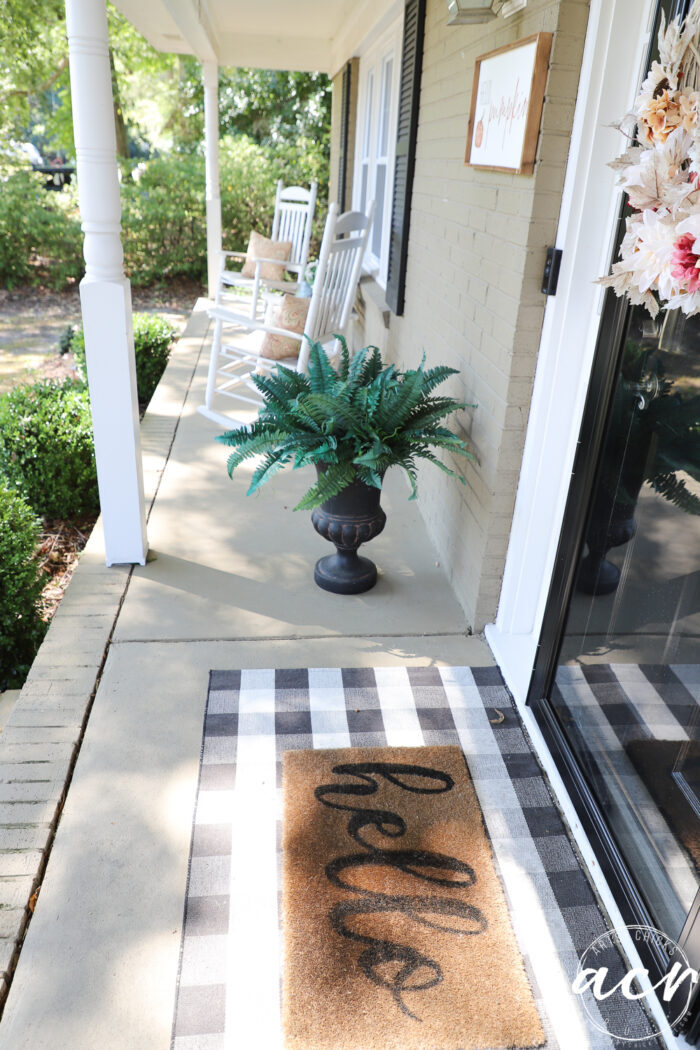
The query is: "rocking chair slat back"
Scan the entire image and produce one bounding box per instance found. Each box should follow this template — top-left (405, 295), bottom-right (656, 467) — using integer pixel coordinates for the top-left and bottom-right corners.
top-left (298, 201), bottom-right (375, 372)
top-left (272, 182), bottom-right (318, 270)
top-left (217, 179), bottom-right (318, 311)
top-left (200, 200), bottom-right (374, 427)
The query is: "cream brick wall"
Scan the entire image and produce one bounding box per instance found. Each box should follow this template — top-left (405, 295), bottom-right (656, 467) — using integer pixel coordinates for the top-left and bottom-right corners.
top-left (338, 0), bottom-right (590, 631)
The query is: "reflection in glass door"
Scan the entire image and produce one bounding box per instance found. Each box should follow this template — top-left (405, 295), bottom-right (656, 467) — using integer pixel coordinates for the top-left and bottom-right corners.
top-left (551, 303), bottom-right (700, 942)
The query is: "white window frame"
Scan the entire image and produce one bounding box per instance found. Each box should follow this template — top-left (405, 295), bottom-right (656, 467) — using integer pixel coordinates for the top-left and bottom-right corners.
top-left (352, 19), bottom-right (402, 287)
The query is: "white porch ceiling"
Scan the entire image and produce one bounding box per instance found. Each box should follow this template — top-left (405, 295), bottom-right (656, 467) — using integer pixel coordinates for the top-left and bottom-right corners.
top-left (111, 0), bottom-right (399, 75)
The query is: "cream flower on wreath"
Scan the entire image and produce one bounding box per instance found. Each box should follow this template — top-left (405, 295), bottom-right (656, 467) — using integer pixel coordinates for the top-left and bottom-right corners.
top-left (615, 128), bottom-right (695, 212)
top-left (634, 60), bottom-right (678, 111)
top-left (629, 209), bottom-right (678, 298)
top-left (638, 89), bottom-right (684, 144)
top-left (600, 209), bottom-right (679, 317)
top-left (679, 91), bottom-right (700, 131)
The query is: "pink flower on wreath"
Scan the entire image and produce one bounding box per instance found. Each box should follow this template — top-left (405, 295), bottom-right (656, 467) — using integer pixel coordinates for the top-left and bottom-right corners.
top-left (671, 232), bottom-right (700, 292)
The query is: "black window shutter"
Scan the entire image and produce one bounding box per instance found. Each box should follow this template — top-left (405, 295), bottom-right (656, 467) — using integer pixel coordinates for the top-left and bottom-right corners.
top-left (337, 61), bottom-right (352, 211)
top-left (385, 0), bottom-right (426, 315)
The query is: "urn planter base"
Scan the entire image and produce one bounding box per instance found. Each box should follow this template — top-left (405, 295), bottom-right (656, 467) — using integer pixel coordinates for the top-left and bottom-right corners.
top-left (310, 476), bottom-right (386, 595)
top-left (314, 551), bottom-right (378, 594)
top-left (576, 512), bottom-right (637, 596)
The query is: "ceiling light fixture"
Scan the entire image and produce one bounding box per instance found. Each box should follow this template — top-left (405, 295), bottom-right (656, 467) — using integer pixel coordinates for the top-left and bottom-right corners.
top-left (446, 0), bottom-right (526, 25)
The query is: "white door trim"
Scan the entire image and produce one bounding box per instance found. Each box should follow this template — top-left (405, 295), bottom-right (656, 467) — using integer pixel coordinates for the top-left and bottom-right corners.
top-left (486, 9), bottom-right (695, 1040)
top-left (486, 0), bottom-right (657, 702)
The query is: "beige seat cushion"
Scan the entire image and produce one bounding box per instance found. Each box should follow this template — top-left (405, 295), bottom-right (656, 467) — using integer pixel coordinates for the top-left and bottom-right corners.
top-left (241, 231), bottom-right (293, 281)
top-left (260, 294), bottom-right (310, 360)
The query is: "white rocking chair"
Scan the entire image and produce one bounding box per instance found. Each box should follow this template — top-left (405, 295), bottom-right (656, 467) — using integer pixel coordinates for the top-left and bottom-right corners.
top-left (216, 180), bottom-right (318, 316)
top-left (199, 200), bottom-right (375, 427)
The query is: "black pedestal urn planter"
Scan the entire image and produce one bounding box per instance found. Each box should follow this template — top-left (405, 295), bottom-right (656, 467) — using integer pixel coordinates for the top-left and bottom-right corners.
top-left (576, 504), bottom-right (637, 596)
top-left (311, 476), bottom-right (386, 594)
top-left (214, 343), bottom-right (474, 596)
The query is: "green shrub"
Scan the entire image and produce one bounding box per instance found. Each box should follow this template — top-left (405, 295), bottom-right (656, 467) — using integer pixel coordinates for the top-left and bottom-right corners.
top-left (71, 312), bottom-right (175, 406)
top-left (266, 136), bottom-right (329, 248)
top-left (0, 135), bottom-right (329, 291)
top-left (119, 137), bottom-right (283, 284)
top-left (120, 153), bottom-right (208, 285)
top-left (0, 380), bottom-right (99, 520)
top-left (0, 168), bottom-right (83, 289)
top-left (58, 324), bottom-right (75, 355)
top-left (219, 135), bottom-right (277, 251)
top-left (0, 485), bottom-right (47, 690)
top-left (118, 136), bottom-right (329, 284)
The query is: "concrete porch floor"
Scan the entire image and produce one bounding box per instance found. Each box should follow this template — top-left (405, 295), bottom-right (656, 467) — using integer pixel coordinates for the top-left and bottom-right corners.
top-left (0, 301), bottom-right (495, 1049)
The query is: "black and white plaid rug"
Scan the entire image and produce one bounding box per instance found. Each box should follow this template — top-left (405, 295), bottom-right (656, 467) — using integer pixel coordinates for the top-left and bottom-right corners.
top-left (170, 666), bottom-right (666, 1050)
top-left (553, 663), bottom-right (699, 922)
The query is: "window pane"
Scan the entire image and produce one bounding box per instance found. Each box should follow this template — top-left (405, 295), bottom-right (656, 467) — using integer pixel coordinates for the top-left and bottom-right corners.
top-left (372, 163), bottom-right (386, 257)
top-left (360, 165), bottom-right (368, 213)
top-left (363, 73), bottom-right (374, 160)
top-left (379, 58), bottom-right (393, 157)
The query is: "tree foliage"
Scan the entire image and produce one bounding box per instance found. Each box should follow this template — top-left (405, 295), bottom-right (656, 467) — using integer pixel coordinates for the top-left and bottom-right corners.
top-left (1, 0), bottom-right (330, 168)
top-left (0, 1), bottom-right (331, 287)
top-left (218, 68), bottom-right (330, 148)
top-left (0, 0), bottom-right (67, 146)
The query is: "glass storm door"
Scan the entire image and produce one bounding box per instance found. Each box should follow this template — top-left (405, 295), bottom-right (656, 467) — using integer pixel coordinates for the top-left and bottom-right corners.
top-left (551, 305), bottom-right (700, 940)
top-left (528, 0), bottom-right (700, 1039)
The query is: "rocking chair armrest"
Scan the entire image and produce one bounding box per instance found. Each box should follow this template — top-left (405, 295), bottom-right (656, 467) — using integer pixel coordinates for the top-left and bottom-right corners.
top-left (208, 306), bottom-right (306, 345)
top-left (250, 255), bottom-right (296, 270)
top-left (219, 255), bottom-right (302, 287)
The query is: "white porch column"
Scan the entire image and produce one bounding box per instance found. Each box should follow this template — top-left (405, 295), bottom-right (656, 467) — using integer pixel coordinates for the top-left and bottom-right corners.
top-left (65, 0), bottom-right (147, 566)
top-left (203, 60), bottom-right (222, 299)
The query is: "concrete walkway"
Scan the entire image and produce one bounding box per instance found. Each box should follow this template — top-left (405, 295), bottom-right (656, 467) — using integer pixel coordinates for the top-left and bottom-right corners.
top-left (0, 301), bottom-right (491, 1049)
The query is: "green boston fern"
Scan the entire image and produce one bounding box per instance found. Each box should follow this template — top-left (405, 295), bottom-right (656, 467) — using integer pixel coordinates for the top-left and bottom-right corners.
top-left (216, 339), bottom-right (474, 510)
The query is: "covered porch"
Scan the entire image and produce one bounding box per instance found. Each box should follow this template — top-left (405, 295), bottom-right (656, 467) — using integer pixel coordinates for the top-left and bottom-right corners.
top-left (66, 0), bottom-right (401, 570)
top-left (4, 0), bottom-right (691, 1044)
top-left (0, 304), bottom-right (673, 1048)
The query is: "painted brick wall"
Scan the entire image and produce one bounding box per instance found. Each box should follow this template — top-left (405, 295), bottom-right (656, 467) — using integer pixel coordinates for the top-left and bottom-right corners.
top-left (340, 0), bottom-right (590, 631)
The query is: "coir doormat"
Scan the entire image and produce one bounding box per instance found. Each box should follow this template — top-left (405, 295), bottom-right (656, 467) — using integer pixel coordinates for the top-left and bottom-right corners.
top-left (282, 745), bottom-right (545, 1050)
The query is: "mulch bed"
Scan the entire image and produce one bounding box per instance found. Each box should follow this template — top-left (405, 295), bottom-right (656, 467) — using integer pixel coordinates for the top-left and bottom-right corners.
top-left (37, 517), bottom-right (97, 625)
top-left (0, 278), bottom-right (204, 320)
top-left (35, 352), bottom-right (79, 385)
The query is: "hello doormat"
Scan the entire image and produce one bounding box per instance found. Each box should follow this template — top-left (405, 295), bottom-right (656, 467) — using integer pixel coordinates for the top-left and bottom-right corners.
top-left (171, 667), bottom-right (661, 1049)
top-left (282, 745), bottom-right (545, 1050)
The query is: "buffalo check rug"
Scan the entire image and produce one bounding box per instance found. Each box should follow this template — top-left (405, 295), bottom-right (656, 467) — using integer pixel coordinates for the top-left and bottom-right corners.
top-left (170, 667), bottom-right (667, 1050)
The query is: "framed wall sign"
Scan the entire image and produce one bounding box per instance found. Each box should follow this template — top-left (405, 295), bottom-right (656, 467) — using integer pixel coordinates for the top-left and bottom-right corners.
top-left (465, 32), bottom-right (552, 175)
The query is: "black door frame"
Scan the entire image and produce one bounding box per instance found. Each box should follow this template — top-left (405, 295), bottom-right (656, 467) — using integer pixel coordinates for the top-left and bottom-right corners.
top-left (525, 0), bottom-right (699, 1035)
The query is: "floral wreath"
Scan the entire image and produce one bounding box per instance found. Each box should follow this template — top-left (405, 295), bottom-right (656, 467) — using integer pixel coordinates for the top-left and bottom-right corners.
top-left (601, 1), bottom-right (700, 317)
